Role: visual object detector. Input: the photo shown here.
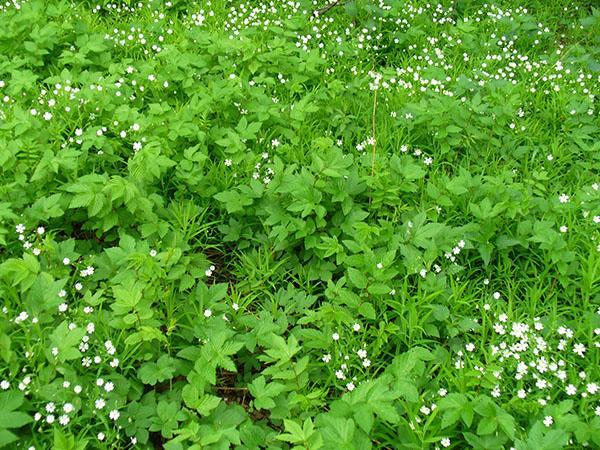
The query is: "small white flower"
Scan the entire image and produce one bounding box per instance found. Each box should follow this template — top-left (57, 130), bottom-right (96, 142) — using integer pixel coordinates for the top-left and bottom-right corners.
top-left (558, 194), bottom-right (569, 204)
top-left (440, 438), bottom-right (451, 448)
top-left (62, 257), bottom-right (70, 265)
top-left (322, 354), bottom-right (332, 363)
top-left (149, 249), bottom-right (157, 257)
top-left (98, 432), bottom-right (105, 441)
top-left (346, 382), bottom-right (355, 391)
top-left (332, 332), bottom-right (340, 341)
top-left (204, 309), bottom-right (212, 318)
top-left (109, 409), bottom-right (120, 421)
top-left (573, 343), bottom-right (586, 357)
top-left (352, 323), bottom-right (361, 332)
top-left (543, 415), bottom-right (553, 427)
top-left (94, 398), bottom-right (105, 410)
top-left (63, 403), bottom-right (74, 413)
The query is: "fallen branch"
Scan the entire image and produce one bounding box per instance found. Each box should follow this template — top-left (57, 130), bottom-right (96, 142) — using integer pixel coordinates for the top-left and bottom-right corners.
top-left (313, 0), bottom-right (349, 16)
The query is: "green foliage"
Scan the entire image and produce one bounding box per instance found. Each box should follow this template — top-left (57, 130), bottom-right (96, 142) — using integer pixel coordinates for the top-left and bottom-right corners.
top-left (0, 0), bottom-right (598, 448)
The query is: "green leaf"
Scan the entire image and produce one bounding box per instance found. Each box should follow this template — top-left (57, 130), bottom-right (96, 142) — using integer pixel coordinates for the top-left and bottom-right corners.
top-left (347, 268), bottom-right (368, 289)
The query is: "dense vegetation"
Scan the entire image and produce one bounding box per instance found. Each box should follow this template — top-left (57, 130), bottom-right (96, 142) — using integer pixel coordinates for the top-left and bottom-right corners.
top-left (0, 0), bottom-right (599, 448)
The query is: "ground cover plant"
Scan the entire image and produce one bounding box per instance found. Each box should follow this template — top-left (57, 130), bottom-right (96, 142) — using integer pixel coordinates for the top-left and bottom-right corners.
top-left (0, 0), bottom-right (599, 448)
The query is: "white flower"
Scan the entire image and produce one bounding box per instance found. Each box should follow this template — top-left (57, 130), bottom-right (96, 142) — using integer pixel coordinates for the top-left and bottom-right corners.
top-left (493, 292), bottom-right (501, 300)
top-left (573, 343), bottom-right (586, 357)
top-left (46, 414), bottom-right (55, 424)
top-left (0, 380), bottom-right (9, 390)
top-left (332, 332), bottom-right (340, 341)
top-left (74, 385), bottom-right (82, 394)
top-left (352, 323), bottom-right (360, 332)
top-left (45, 403), bottom-right (56, 413)
top-left (346, 382), bottom-right (355, 391)
top-left (204, 309), bottom-right (212, 318)
top-left (63, 403), bottom-right (74, 413)
top-left (59, 415), bottom-right (69, 425)
top-left (357, 349), bottom-right (367, 359)
top-left (16, 224), bottom-right (25, 233)
top-left (98, 432), bottom-right (105, 441)
top-left (543, 415), bottom-right (553, 427)
top-left (109, 409), bottom-right (120, 421)
top-left (558, 194), bottom-right (569, 204)
top-left (322, 354), bottom-right (331, 363)
top-left (587, 383), bottom-right (599, 394)
top-left (559, 225), bottom-right (568, 233)
top-left (94, 398), bottom-right (105, 410)
top-left (104, 382), bottom-right (114, 392)
top-left (491, 385), bottom-right (501, 398)
top-left (335, 370), bottom-right (345, 380)
top-left (566, 385), bottom-right (577, 395)
top-left (441, 438), bottom-right (451, 447)
top-left (37, 226), bottom-right (45, 235)
top-left (133, 141), bottom-right (142, 151)
top-left (58, 303), bottom-right (68, 312)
